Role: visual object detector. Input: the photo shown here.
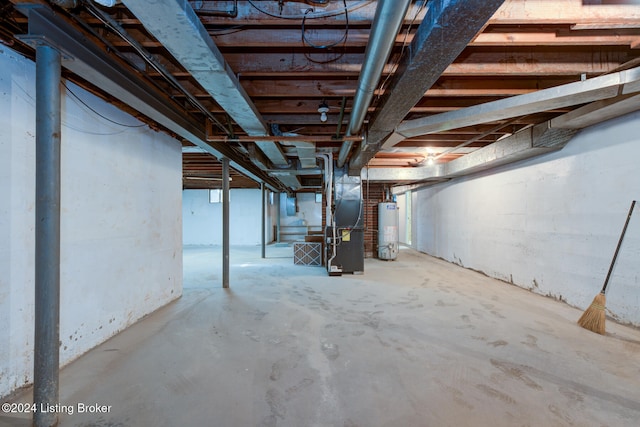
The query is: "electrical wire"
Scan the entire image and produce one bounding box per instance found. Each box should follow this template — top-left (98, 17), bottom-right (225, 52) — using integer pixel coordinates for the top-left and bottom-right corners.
top-left (63, 81), bottom-right (147, 128)
top-left (302, 0), bottom-right (349, 63)
top-left (208, 25), bottom-right (247, 36)
top-left (61, 123), bottom-right (131, 136)
top-left (81, 2), bottom-right (232, 136)
top-left (301, 1), bottom-right (348, 50)
top-left (12, 79), bottom-right (141, 136)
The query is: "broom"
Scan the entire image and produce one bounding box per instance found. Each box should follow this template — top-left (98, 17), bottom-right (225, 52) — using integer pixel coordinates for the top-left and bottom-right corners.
top-left (578, 200), bottom-right (636, 334)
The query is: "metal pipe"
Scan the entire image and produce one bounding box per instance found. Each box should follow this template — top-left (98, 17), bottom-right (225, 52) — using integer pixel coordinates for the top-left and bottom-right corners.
top-left (222, 157), bottom-right (230, 288)
top-left (337, 0), bottom-right (412, 167)
top-left (316, 153), bottom-right (336, 271)
top-left (317, 153), bottom-right (333, 227)
top-left (261, 182), bottom-right (266, 259)
top-left (276, 192), bottom-right (281, 243)
top-left (335, 96), bottom-right (347, 140)
top-left (33, 44), bottom-right (61, 427)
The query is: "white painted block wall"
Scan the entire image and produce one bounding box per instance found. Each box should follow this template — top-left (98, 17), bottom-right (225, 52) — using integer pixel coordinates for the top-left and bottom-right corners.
top-left (279, 192), bottom-right (322, 228)
top-left (183, 188), bottom-right (268, 245)
top-left (0, 48), bottom-right (183, 398)
top-left (396, 193), bottom-right (407, 245)
top-left (412, 111), bottom-right (640, 326)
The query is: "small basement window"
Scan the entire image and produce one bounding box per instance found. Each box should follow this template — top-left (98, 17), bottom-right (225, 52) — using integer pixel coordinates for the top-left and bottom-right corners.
top-left (209, 189), bottom-right (229, 203)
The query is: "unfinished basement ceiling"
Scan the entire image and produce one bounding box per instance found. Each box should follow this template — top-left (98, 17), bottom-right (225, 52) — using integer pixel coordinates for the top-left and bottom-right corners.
top-left (3, 0), bottom-right (640, 190)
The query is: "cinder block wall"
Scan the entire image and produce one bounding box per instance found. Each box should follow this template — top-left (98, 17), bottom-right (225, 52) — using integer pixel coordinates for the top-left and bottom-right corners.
top-left (412, 111), bottom-right (640, 326)
top-left (0, 48), bottom-right (183, 398)
top-left (183, 189), bottom-right (266, 245)
top-left (362, 183), bottom-right (385, 258)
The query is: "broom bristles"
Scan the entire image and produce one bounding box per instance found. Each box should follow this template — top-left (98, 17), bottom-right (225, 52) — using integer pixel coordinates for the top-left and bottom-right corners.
top-left (577, 292), bottom-right (606, 335)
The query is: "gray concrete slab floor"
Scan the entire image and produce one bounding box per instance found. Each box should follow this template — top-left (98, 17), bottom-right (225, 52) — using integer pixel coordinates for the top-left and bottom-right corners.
top-left (2, 245), bottom-right (640, 427)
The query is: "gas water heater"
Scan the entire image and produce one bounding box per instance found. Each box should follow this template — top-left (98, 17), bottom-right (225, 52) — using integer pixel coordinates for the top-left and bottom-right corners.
top-left (378, 202), bottom-right (399, 260)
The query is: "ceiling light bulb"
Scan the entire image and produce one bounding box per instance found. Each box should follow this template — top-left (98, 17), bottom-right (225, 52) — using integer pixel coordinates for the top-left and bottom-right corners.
top-left (318, 101), bottom-right (329, 123)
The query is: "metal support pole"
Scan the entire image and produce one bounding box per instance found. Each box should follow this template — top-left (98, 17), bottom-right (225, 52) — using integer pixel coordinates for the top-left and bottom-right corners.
top-left (276, 192), bottom-right (281, 243)
top-left (261, 182), bottom-right (266, 259)
top-left (33, 44), bottom-right (61, 427)
top-left (222, 157), bottom-right (230, 288)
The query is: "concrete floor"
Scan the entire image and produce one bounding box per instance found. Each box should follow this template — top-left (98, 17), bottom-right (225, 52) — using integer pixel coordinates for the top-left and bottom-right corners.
top-left (2, 245), bottom-right (640, 427)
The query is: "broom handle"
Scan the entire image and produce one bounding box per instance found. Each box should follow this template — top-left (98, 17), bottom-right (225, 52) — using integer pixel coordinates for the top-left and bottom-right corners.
top-left (601, 200), bottom-right (637, 294)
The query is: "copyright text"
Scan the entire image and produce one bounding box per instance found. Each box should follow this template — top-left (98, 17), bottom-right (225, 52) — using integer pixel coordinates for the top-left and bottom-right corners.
top-left (2, 402), bottom-right (112, 415)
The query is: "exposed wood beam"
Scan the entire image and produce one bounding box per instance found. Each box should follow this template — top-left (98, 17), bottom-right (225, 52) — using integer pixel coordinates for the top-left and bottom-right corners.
top-left (446, 49), bottom-right (633, 76)
top-left (260, 114), bottom-right (352, 126)
top-left (253, 99), bottom-right (351, 114)
top-left (424, 77), bottom-right (576, 96)
top-left (221, 47), bottom-right (636, 76)
top-left (491, 0), bottom-right (640, 25)
top-left (205, 28), bottom-right (640, 49)
top-left (239, 77), bottom-right (577, 98)
top-left (212, 28), bottom-right (372, 48)
top-left (241, 80), bottom-right (358, 98)
top-left (472, 30), bottom-right (640, 48)
top-left (196, 1), bottom-right (380, 26)
top-left (394, 134), bottom-right (501, 144)
top-left (14, 0), bottom-right (640, 27)
top-left (571, 23), bottom-right (640, 30)
top-left (392, 140), bottom-right (493, 149)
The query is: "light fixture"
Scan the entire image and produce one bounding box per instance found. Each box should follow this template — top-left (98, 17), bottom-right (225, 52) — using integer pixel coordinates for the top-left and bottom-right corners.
top-left (318, 100), bottom-right (329, 123)
top-left (426, 153), bottom-right (436, 166)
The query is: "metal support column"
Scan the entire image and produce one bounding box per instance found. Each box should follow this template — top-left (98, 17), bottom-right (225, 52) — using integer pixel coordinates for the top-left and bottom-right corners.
top-left (276, 193), bottom-right (281, 243)
top-left (33, 44), bottom-right (61, 427)
top-left (261, 182), bottom-right (266, 258)
top-left (222, 157), bottom-right (230, 288)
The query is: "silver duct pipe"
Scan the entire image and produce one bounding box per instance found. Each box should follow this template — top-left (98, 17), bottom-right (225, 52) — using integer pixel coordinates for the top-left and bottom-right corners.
top-left (272, 124), bottom-right (317, 169)
top-left (317, 153), bottom-right (334, 227)
top-left (337, 0), bottom-right (412, 168)
top-left (317, 153), bottom-right (336, 269)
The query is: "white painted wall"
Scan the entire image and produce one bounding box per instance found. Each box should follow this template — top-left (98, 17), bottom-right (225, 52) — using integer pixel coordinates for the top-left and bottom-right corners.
top-left (0, 48), bottom-right (182, 398)
top-left (279, 192), bottom-right (322, 228)
top-left (267, 192), bottom-right (278, 242)
top-left (412, 111), bottom-right (640, 326)
top-left (183, 188), bottom-right (270, 245)
top-left (396, 193), bottom-right (407, 245)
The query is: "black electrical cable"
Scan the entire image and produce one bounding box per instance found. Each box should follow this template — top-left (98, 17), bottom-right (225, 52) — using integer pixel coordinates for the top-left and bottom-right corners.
top-left (208, 25), bottom-right (247, 36)
top-left (302, 0), bottom-right (349, 64)
top-left (81, 1), bottom-right (232, 137)
top-left (301, 1), bottom-right (348, 50)
top-left (63, 81), bottom-right (147, 128)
